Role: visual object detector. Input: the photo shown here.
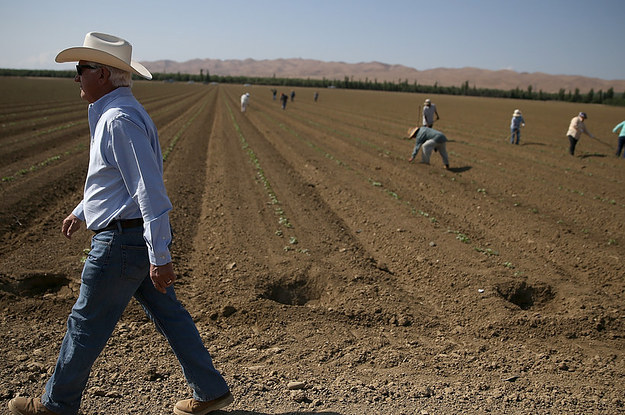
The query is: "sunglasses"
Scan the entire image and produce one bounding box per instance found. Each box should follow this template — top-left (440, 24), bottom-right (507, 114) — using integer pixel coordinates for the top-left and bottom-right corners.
top-left (76, 64), bottom-right (101, 75)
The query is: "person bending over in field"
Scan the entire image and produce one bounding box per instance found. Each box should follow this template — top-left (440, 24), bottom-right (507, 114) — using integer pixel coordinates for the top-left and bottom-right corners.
top-left (566, 112), bottom-right (595, 156)
top-left (8, 32), bottom-right (233, 415)
top-left (408, 126), bottom-right (450, 169)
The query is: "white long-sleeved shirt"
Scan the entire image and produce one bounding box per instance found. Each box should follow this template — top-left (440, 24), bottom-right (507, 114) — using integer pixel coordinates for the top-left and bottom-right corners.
top-left (72, 87), bottom-right (173, 265)
top-left (566, 116), bottom-right (592, 140)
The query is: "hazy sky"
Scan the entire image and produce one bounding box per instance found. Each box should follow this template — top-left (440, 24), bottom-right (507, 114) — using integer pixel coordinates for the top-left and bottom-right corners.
top-left (1, 0), bottom-right (624, 80)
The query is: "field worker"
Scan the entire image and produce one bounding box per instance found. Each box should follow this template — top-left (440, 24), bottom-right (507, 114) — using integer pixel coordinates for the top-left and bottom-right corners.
top-left (314, 91), bottom-right (319, 102)
top-left (422, 98), bottom-right (440, 128)
top-left (510, 109), bottom-right (526, 145)
top-left (408, 126), bottom-right (450, 169)
top-left (612, 119), bottom-right (625, 158)
top-left (290, 90), bottom-right (296, 102)
top-left (280, 92), bottom-right (288, 109)
top-left (241, 92), bottom-right (250, 112)
top-left (566, 112), bottom-right (595, 156)
top-left (7, 32), bottom-right (233, 415)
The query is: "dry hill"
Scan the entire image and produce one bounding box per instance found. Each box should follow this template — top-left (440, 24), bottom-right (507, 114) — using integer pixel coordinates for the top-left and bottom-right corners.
top-left (141, 57), bottom-right (625, 93)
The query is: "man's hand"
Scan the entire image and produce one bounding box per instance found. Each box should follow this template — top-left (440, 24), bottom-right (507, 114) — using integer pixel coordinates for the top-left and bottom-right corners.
top-left (62, 214), bottom-right (82, 239)
top-left (150, 262), bottom-right (176, 294)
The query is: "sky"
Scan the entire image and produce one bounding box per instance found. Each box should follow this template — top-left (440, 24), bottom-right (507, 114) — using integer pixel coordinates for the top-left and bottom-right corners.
top-left (1, 0), bottom-right (624, 80)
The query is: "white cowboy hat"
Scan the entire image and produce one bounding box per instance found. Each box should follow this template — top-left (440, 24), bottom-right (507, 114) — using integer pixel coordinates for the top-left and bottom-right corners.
top-left (55, 32), bottom-right (152, 80)
top-left (513, 109), bottom-right (522, 116)
top-left (424, 99), bottom-right (431, 105)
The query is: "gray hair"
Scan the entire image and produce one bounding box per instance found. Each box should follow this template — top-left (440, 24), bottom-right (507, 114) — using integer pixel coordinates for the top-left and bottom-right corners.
top-left (86, 61), bottom-right (132, 87)
top-left (105, 65), bottom-right (133, 87)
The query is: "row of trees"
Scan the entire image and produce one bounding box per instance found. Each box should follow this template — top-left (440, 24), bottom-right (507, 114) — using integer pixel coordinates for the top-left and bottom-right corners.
top-left (2, 68), bottom-right (624, 106)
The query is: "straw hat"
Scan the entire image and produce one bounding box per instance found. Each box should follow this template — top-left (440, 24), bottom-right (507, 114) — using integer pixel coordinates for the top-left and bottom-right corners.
top-left (407, 126), bottom-right (420, 139)
top-left (424, 99), bottom-right (431, 105)
top-left (513, 109), bottom-right (522, 117)
top-left (56, 32), bottom-right (152, 80)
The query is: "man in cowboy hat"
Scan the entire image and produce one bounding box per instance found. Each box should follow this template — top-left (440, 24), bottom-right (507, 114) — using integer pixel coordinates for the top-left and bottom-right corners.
top-left (422, 98), bottom-right (440, 128)
top-left (566, 112), bottom-right (596, 156)
top-left (8, 32), bottom-right (232, 415)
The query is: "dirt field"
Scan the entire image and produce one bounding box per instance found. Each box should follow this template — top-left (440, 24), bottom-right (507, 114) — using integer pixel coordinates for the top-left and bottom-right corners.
top-left (1, 77), bottom-right (624, 414)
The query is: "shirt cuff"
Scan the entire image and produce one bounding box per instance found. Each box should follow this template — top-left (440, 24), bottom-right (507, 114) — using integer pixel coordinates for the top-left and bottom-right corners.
top-left (144, 215), bottom-right (173, 266)
top-left (72, 202), bottom-right (85, 222)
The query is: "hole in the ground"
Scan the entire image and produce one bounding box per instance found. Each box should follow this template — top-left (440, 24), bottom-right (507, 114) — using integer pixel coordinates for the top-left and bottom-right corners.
top-left (0, 273), bottom-right (70, 297)
top-left (495, 280), bottom-right (554, 310)
top-left (261, 277), bottom-right (321, 306)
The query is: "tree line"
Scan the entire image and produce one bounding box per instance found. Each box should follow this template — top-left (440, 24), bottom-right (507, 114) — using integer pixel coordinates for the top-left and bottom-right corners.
top-left (2, 68), bottom-right (623, 106)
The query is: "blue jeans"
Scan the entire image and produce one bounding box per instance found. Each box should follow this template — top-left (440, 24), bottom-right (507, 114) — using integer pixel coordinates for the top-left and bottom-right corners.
top-left (510, 128), bottom-right (521, 144)
top-left (617, 136), bottom-right (625, 157)
top-left (41, 226), bottom-right (229, 415)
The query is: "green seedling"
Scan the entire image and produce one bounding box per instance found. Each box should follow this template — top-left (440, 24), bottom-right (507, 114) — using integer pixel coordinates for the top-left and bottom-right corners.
top-left (475, 247), bottom-right (499, 256)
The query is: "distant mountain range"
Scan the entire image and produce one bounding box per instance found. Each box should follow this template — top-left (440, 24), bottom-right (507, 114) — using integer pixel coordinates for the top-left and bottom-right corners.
top-left (141, 58), bottom-right (625, 94)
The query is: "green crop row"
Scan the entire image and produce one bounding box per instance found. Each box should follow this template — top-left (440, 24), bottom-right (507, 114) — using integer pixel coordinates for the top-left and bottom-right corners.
top-left (226, 103), bottom-right (308, 254)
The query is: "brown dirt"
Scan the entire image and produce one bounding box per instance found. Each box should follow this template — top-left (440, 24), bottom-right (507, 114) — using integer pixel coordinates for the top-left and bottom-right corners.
top-left (1, 78), bottom-right (624, 414)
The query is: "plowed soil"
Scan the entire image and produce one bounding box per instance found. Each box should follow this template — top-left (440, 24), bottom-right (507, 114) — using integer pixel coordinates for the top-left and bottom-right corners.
top-left (1, 78), bottom-right (624, 414)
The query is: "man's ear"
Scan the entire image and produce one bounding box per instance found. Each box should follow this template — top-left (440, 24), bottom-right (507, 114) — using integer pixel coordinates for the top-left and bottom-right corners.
top-left (99, 66), bottom-right (111, 82)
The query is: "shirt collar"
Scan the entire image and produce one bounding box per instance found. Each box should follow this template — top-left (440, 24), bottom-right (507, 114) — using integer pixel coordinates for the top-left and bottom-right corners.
top-left (88, 87), bottom-right (133, 116)
top-left (87, 87), bottom-right (133, 135)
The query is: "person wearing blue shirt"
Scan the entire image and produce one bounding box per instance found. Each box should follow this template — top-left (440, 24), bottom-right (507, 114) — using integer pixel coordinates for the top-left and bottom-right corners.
top-left (510, 109), bottom-right (526, 145)
top-left (8, 33), bottom-right (232, 415)
top-left (408, 126), bottom-right (450, 169)
top-left (613, 120), bottom-right (625, 158)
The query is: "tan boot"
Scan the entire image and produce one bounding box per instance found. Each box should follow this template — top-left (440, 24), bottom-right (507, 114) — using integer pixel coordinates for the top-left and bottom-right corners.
top-left (174, 391), bottom-right (233, 415)
top-left (8, 397), bottom-right (57, 415)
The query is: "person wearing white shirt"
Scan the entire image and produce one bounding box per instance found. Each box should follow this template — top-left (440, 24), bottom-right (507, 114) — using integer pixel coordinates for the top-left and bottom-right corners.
top-left (422, 98), bottom-right (440, 127)
top-left (8, 32), bottom-right (232, 415)
top-left (240, 92), bottom-right (250, 112)
top-left (566, 112), bottom-right (595, 156)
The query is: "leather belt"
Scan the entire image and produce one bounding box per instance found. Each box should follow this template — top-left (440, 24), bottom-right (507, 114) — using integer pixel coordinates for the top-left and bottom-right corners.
top-left (94, 218), bottom-right (143, 233)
